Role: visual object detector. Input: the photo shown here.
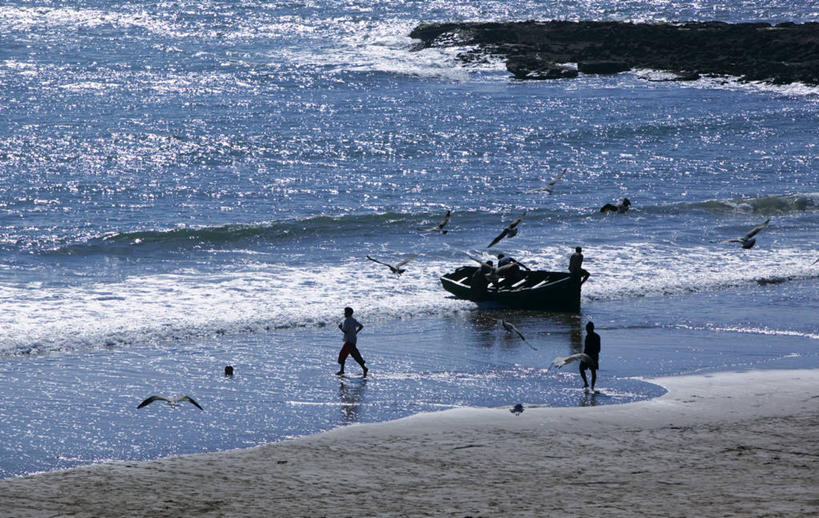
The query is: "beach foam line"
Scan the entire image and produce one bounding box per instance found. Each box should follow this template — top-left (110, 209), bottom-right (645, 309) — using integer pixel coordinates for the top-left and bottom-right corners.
top-left (0, 369), bottom-right (816, 517)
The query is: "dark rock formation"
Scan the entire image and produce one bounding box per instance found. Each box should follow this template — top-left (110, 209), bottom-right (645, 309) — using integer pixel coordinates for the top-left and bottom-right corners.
top-left (409, 21), bottom-right (819, 85)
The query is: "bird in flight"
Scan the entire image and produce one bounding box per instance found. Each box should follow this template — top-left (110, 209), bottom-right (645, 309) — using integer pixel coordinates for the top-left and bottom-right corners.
top-left (487, 212), bottom-right (525, 248)
top-left (526, 169), bottom-right (567, 194)
top-left (366, 254), bottom-right (419, 275)
top-left (551, 353), bottom-right (593, 369)
top-left (500, 320), bottom-right (537, 350)
top-left (723, 218), bottom-right (770, 249)
top-left (137, 395), bottom-right (203, 410)
top-left (421, 210), bottom-right (451, 234)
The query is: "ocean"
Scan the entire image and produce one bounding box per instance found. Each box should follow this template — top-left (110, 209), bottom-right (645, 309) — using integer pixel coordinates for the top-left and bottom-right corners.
top-left (0, 0), bottom-right (817, 479)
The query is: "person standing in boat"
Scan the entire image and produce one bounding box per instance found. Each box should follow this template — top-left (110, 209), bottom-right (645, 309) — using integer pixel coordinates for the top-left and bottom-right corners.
top-left (337, 307), bottom-right (368, 377)
top-left (470, 260), bottom-right (492, 300)
top-left (579, 321), bottom-right (601, 392)
top-left (569, 247), bottom-right (590, 284)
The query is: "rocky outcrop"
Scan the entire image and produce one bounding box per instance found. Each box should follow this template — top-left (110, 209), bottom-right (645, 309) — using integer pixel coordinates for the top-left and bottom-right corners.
top-left (409, 21), bottom-right (819, 84)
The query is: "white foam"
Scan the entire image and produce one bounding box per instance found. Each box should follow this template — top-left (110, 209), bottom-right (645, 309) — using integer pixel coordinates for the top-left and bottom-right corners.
top-left (0, 242), bottom-right (815, 355)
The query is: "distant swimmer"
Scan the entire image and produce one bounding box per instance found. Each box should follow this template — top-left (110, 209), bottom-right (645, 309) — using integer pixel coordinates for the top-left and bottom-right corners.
top-left (568, 247), bottom-right (590, 285)
top-left (723, 218), bottom-right (770, 249)
top-left (366, 254), bottom-right (419, 275)
top-left (600, 198), bottom-right (631, 214)
top-left (526, 168), bottom-right (567, 194)
top-left (336, 306), bottom-right (368, 377)
top-left (579, 322), bottom-right (601, 391)
top-left (421, 209), bottom-right (451, 234)
top-left (488, 212), bottom-right (525, 248)
top-left (137, 395), bottom-right (203, 410)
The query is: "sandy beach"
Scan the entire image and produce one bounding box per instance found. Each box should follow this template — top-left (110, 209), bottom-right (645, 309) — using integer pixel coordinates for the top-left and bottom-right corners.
top-left (1, 369), bottom-right (817, 517)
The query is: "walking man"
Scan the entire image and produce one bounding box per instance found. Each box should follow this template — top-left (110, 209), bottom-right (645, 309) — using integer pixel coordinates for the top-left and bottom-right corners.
top-left (580, 321), bottom-right (600, 391)
top-left (337, 307), bottom-right (368, 377)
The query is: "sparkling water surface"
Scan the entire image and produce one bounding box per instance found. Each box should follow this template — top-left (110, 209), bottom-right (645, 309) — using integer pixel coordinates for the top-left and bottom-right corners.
top-left (0, 0), bottom-right (817, 478)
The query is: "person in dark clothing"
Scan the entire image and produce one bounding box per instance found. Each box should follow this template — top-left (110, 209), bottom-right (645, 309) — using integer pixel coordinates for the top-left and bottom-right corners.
top-left (470, 260), bottom-right (492, 300)
top-left (337, 307), bottom-right (367, 377)
top-left (579, 321), bottom-right (601, 391)
top-left (568, 247), bottom-right (590, 284)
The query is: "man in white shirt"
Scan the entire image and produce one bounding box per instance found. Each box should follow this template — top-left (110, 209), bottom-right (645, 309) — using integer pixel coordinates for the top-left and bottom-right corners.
top-left (337, 306), bottom-right (368, 377)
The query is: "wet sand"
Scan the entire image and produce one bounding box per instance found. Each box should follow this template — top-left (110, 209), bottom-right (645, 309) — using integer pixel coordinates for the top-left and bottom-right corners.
top-left (1, 369), bottom-right (817, 517)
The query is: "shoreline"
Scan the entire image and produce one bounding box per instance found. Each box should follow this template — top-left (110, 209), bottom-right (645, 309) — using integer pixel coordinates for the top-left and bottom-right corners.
top-left (1, 368), bottom-right (817, 517)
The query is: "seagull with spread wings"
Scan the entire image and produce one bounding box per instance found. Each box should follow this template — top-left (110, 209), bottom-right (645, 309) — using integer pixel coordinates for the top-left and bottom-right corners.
top-left (551, 353), bottom-right (594, 369)
top-left (500, 320), bottom-right (537, 350)
top-left (366, 254), bottom-right (419, 275)
top-left (526, 169), bottom-right (567, 194)
top-left (723, 218), bottom-right (770, 249)
top-left (421, 210), bottom-right (451, 234)
top-left (487, 212), bottom-right (525, 248)
top-left (137, 395), bottom-right (203, 410)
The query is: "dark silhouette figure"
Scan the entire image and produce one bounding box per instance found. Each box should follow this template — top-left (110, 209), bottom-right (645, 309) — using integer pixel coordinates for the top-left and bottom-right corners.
top-left (224, 365), bottom-right (234, 377)
top-left (579, 321), bottom-right (601, 391)
top-left (568, 247), bottom-right (590, 285)
top-left (337, 307), bottom-right (368, 377)
top-left (469, 260), bottom-right (492, 300)
top-left (600, 198), bottom-right (631, 214)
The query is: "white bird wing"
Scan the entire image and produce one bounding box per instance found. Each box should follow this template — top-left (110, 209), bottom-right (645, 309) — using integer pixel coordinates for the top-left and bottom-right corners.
top-left (178, 395), bottom-right (203, 410)
top-left (743, 219), bottom-right (770, 240)
top-left (137, 395), bottom-right (170, 408)
top-left (395, 254), bottom-right (419, 268)
top-left (465, 253), bottom-right (490, 268)
top-left (546, 169), bottom-right (567, 192)
top-left (551, 353), bottom-right (592, 368)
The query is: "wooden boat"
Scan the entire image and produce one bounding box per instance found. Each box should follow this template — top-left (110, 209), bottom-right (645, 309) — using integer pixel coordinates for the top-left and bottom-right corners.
top-left (440, 266), bottom-right (581, 312)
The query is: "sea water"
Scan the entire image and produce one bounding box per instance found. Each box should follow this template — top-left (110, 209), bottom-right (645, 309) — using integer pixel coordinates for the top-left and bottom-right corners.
top-left (0, 0), bottom-right (817, 478)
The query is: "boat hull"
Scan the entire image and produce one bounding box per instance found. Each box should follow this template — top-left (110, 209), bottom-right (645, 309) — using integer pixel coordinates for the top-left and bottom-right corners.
top-left (440, 266), bottom-right (581, 312)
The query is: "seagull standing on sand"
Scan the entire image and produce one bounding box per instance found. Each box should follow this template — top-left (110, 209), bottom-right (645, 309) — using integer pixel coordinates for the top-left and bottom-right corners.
top-left (500, 320), bottom-right (537, 350)
top-left (421, 210), bottom-right (451, 234)
top-left (137, 395), bottom-right (203, 410)
top-left (366, 254), bottom-right (419, 275)
top-left (551, 353), bottom-right (593, 369)
top-left (526, 169), bottom-right (567, 194)
top-left (723, 218), bottom-right (770, 249)
top-left (487, 212), bottom-right (525, 248)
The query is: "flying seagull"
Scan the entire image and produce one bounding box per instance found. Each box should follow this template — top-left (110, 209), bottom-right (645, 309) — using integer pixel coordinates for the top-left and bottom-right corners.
top-left (465, 253), bottom-right (516, 286)
top-left (500, 320), bottom-right (537, 350)
top-left (526, 169), bottom-right (567, 194)
top-left (137, 395), bottom-right (203, 410)
top-left (487, 212), bottom-right (525, 248)
top-left (510, 403), bottom-right (524, 415)
top-left (551, 353), bottom-right (594, 369)
top-left (421, 210), bottom-right (451, 234)
top-left (723, 218), bottom-right (770, 249)
top-left (366, 254), bottom-right (419, 275)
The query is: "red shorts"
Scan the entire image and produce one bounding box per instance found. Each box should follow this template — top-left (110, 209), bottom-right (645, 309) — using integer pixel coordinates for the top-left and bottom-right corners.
top-left (338, 342), bottom-right (365, 365)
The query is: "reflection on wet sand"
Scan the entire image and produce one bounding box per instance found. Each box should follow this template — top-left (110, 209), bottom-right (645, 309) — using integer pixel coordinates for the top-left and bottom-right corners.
top-left (338, 378), bottom-right (368, 424)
